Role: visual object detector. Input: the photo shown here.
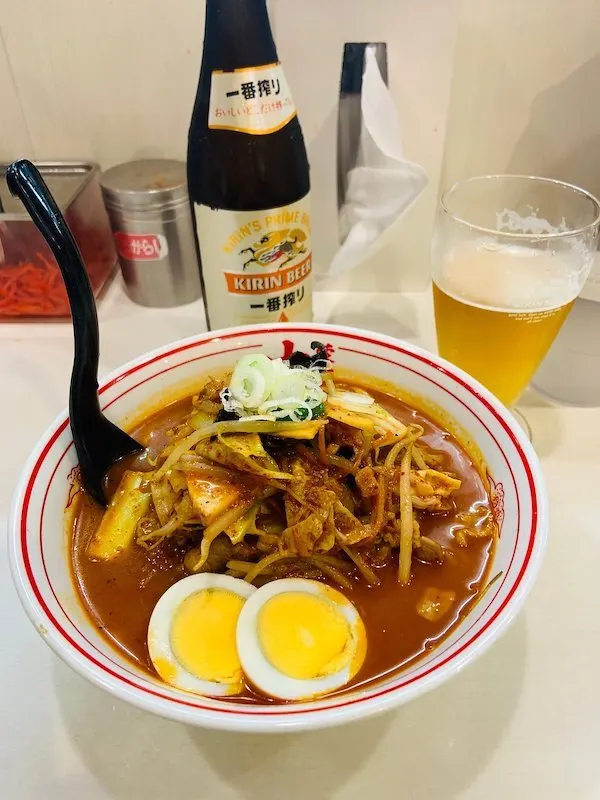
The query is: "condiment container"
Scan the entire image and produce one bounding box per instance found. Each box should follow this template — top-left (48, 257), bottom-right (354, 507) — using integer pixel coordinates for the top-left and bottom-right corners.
top-left (100, 160), bottom-right (202, 308)
top-left (0, 162), bottom-right (117, 317)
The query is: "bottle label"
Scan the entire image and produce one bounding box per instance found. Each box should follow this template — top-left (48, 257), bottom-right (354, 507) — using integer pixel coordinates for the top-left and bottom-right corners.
top-left (208, 62), bottom-right (296, 135)
top-left (195, 195), bottom-right (313, 328)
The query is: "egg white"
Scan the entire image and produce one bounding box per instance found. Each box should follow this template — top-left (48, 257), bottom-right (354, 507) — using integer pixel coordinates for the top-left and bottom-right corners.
top-left (236, 578), bottom-right (366, 701)
top-left (147, 573), bottom-right (255, 697)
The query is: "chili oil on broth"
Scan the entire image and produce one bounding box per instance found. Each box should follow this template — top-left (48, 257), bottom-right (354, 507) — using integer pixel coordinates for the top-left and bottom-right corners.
top-left (69, 375), bottom-right (496, 703)
top-left (341, 383), bottom-right (494, 694)
top-left (71, 399), bottom-right (193, 672)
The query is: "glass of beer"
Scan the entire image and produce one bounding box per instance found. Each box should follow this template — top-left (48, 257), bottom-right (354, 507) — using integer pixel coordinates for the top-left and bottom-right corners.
top-left (432, 175), bottom-right (600, 407)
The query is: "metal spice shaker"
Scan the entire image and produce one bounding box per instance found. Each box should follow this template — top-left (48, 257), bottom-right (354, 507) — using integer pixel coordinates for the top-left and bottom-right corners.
top-left (100, 159), bottom-right (202, 307)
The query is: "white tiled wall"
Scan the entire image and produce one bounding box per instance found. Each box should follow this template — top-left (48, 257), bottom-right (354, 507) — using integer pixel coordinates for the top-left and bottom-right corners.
top-left (2, 0), bottom-right (600, 292)
top-left (273, 0), bottom-right (459, 290)
top-left (442, 0), bottom-right (600, 199)
top-left (0, 0), bottom-right (202, 165)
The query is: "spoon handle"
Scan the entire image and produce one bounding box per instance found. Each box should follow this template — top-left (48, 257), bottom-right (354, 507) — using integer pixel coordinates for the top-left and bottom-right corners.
top-left (6, 160), bottom-right (102, 421)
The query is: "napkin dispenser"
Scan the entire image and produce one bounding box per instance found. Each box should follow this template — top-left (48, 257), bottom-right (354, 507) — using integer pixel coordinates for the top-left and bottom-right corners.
top-left (330, 42), bottom-right (428, 278)
top-left (337, 42), bottom-right (389, 243)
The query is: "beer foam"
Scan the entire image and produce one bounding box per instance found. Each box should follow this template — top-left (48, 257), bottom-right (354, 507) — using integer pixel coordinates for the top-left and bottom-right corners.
top-left (496, 208), bottom-right (569, 236)
top-left (437, 240), bottom-right (582, 312)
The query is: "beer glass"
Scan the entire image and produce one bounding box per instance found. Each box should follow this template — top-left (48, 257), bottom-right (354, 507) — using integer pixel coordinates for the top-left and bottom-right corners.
top-left (431, 175), bottom-right (600, 407)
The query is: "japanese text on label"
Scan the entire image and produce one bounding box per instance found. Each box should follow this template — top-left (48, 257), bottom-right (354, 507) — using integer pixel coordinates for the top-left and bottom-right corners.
top-left (208, 62), bottom-right (296, 135)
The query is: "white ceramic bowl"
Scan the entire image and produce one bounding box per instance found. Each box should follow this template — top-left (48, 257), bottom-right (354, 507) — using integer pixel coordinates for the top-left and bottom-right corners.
top-left (8, 323), bottom-right (548, 732)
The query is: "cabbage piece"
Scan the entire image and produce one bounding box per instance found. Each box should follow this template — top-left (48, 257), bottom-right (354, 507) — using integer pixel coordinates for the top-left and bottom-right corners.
top-left (217, 432), bottom-right (267, 458)
top-left (166, 418), bottom-right (325, 443)
top-left (175, 455), bottom-right (233, 479)
top-left (87, 472), bottom-right (151, 560)
top-left (414, 536), bottom-right (444, 563)
top-left (331, 390), bottom-right (375, 407)
top-left (189, 409), bottom-right (216, 430)
top-left (167, 470), bottom-right (188, 494)
top-left (184, 504), bottom-right (252, 573)
top-left (327, 396), bottom-right (407, 437)
top-left (150, 478), bottom-right (176, 527)
top-left (284, 494), bottom-right (305, 527)
top-left (282, 514), bottom-right (325, 557)
top-left (281, 466), bottom-right (337, 556)
top-left (288, 482), bottom-right (338, 512)
top-left (223, 505), bottom-right (260, 545)
top-left (411, 496), bottom-right (445, 510)
top-left (355, 465), bottom-right (378, 498)
top-left (154, 428), bottom-right (209, 477)
top-left (333, 501), bottom-right (373, 546)
top-left (452, 505), bottom-right (497, 547)
top-left (196, 440), bottom-right (293, 481)
top-left (327, 405), bottom-right (376, 434)
top-left (316, 506), bottom-right (336, 552)
top-left (273, 420), bottom-right (324, 439)
top-left (411, 469), bottom-right (461, 497)
top-left (184, 533), bottom-right (233, 574)
top-left (185, 471), bottom-right (249, 525)
top-left (417, 587), bottom-right (455, 621)
top-left (136, 495), bottom-right (194, 547)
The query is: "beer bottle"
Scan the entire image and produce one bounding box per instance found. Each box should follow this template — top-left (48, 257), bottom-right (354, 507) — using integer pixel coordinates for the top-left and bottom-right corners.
top-left (187, 0), bottom-right (313, 330)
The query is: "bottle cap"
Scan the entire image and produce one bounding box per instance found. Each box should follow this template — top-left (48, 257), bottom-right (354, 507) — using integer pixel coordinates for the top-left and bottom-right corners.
top-left (101, 159), bottom-right (188, 212)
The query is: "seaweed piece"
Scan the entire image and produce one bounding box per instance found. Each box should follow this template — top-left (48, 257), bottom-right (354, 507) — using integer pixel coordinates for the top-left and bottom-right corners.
top-left (215, 408), bottom-right (240, 423)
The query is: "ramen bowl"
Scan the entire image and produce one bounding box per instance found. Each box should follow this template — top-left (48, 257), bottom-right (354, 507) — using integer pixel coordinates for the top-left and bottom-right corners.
top-left (8, 323), bottom-right (547, 732)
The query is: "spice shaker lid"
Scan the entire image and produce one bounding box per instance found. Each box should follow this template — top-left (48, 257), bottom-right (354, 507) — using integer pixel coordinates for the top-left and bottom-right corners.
top-left (100, 159), bottom-right (188, 211)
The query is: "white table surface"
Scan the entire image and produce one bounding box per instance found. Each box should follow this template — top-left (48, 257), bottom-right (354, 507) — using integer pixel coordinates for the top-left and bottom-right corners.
top-left (1, 281), bottom-right (599, 800)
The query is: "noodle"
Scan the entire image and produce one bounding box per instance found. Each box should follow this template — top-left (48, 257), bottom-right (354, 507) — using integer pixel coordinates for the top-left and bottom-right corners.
top-left (340, 541), bottom-right (380, 586)
top-left (384, 439), bottom-right (405, 470)
top-left (185, 504), bottom-right (253, 572)
top-left (244, 552), bottom-right (296, 584)
top-left (412, 446), bottom-right (428, 470)
top-left (371, 471), bottom-right (387, 533)
top-left (318, 425), bottom-right (327, 465)
top-left (398, 444), bottom-right (414, 585)
top-left (309, 557), bottom-right (354, 590)
top-left (105, 366), bottom-right (490, 592)
top-left (308, 553), bottom-right (353, 572)
top-left (372, 432), bottom-right (405, 450)
top-left (326, 453), bottom-right (355, 474)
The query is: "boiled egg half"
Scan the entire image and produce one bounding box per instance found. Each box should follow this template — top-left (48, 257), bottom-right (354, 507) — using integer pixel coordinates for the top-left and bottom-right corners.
top-left (236, 578), bottom-right (367, 701)
top-left (147, 573), bottom-right (255, 696)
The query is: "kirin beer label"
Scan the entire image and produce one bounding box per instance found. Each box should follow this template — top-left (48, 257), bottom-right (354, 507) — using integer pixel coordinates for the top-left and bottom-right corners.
top-left (194, 195), bottom-right (313, 327)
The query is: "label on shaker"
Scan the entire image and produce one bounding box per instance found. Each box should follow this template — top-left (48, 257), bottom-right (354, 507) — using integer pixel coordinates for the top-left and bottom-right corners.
top-left (208, 62), bottom-right (296, 135)
top-left (194, 195), bottom-right (313, 328)
top-left (114, 232), bottom-right (169, 261)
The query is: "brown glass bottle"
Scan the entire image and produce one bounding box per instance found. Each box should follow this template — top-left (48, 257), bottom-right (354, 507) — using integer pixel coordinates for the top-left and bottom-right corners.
top-left (187, 0), bottom-right (312, 330)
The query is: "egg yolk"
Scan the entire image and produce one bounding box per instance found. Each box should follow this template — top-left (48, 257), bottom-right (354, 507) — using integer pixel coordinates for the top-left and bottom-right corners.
top-left (170, 589), bottom-right (244, 683)
top-left (258, 592), bottom-right (352, 680)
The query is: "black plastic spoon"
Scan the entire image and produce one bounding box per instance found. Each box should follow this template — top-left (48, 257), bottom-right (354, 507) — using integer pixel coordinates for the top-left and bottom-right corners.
top-left (7, 159), bottom-right (143, 506)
